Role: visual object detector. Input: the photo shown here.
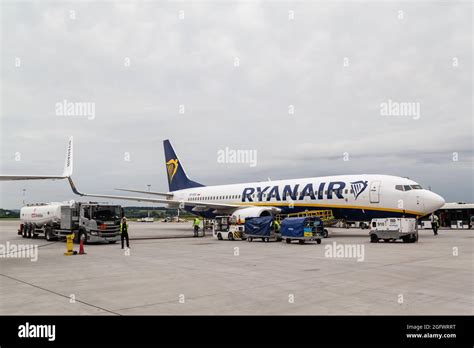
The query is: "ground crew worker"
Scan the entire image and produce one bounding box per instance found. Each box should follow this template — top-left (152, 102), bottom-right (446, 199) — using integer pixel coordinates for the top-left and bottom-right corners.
top-left (120, 217), bottom-right (130, 249)
top-left (430, 213), bottom-right (439, 236)
top-left (193, 217), bottom-right (201, 237)
top-left (274, 219), bottom-right (281, 234)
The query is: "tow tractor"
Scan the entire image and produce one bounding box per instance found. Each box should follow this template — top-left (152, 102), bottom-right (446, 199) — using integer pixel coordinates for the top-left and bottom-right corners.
top-left (213, 215), bottom-right (246, 241)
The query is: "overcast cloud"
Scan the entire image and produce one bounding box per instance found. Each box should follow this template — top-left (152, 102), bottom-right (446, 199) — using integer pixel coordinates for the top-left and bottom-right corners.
top-left (0, 0), bottom-right (472, 208)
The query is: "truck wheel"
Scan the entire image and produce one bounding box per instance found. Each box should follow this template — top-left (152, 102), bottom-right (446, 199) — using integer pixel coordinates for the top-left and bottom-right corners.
top-left (264, 237), bottom-right (270, 242)
top-left (286, 238), bottom-right (291, 244)
top-left (370, 234), bottom-right (378, 243)
top-left (247, 237), bottom-right (253, 242)
top-left (228, 232), bottom-right (234, 241)
top-left (316, 239), bottom-right (321, 245)
top-left (217, 233), bottom-right (223, 240)
top-left (299, 240), bottom-right (305, 244)
top-left (22, 224), bottom-right (27, 238)
top-left (322, 229), bottom-right (329, 238)
top-left (383, 239), bottom-right (390, 243)
top-left (108, 241), bottom-right (117, 244)
top-left (45, 227), bottom-right (53, 241)
top-left (27, 224), bottom-right (33, 238)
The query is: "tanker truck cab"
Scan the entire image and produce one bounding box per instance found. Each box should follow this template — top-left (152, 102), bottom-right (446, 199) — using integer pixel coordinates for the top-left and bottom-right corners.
top-left (77, 203), bottom-right (122, 243)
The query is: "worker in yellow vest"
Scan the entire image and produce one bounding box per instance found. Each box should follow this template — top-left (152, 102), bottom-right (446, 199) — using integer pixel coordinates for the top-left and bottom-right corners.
top-left (193, 217), bottom-right (201, 237)
top-left (274, 219), bottom-right (281, 234)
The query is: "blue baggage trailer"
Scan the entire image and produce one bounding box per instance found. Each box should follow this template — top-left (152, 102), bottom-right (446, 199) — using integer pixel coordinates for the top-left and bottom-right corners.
top-left (244, 216), bottom-right (281, 242)
top-left (281, 217), bottom-right (324, 244)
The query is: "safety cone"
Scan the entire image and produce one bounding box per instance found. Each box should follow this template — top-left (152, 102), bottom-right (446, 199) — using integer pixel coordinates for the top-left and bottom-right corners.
top-left (79, 235), bottom-right (86, 255)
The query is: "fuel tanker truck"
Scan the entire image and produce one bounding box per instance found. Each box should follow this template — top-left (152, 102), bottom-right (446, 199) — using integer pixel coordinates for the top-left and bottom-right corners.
top-left (18, 200), bottom-right (123, 244)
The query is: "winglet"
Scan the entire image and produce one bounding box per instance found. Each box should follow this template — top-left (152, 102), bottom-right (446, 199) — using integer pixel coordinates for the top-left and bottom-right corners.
top-left (62, 136), bottom-right (73, 177)
top-left (67, 177), bottom-right (84, 196)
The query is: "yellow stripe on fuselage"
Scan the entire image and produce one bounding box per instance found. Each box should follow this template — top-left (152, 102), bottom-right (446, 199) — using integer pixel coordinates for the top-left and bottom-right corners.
top-left (231, 202), bottom-right (425, 217)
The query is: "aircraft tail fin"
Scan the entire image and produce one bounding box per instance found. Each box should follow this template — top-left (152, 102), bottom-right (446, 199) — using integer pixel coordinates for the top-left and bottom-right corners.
top-left (163, 140), bottom-right (204, 192)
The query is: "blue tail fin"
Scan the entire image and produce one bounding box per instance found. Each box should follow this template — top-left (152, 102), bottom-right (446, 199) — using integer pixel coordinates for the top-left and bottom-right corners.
top-left (163, 140), bottom-right (205, 192)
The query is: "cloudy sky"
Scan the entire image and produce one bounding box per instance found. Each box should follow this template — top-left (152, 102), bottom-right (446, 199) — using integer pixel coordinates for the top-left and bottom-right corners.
top-left (0, 0), bottom-right (472, 209)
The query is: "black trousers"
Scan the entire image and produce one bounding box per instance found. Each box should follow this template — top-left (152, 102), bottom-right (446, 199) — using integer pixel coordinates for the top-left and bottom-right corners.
top-left (121, 232), bottom-right (130, 248)
top-left (194, 226), bottom-right (199, 237)
top-left (431, 222), bottom-right (438, 235)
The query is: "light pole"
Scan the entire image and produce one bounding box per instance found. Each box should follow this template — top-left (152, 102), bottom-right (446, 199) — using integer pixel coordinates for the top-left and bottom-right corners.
top-left (22, 188), bottom-right (26, 205)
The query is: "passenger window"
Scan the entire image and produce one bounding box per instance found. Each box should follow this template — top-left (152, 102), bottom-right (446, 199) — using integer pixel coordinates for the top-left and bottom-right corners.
top-left (395, 185), bottom-right (404, 191)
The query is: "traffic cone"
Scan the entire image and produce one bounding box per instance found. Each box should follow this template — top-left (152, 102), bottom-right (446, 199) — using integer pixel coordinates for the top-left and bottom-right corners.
top-left (79, 236), bottom-right (86, 255)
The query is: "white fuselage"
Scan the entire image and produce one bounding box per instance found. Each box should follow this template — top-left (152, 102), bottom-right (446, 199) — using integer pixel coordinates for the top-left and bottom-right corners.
top-left (172, 174), bottom-right (445, 220)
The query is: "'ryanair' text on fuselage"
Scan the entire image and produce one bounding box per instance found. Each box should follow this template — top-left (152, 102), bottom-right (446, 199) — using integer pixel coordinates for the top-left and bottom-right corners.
top-left (241, 181), bottom-right (368, 202)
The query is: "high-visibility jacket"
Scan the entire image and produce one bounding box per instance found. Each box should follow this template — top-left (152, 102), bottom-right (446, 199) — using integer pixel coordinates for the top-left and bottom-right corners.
top-left (274, 220), bottom-right (281, 232)
top-left (193, 218), bottom-right (201, 227)
top-left (120, 222), bottom-right (128, 234)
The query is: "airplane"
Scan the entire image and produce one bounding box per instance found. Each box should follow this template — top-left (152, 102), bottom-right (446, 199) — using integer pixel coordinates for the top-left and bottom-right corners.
top-left (1, 137), bottom-right (446, 222)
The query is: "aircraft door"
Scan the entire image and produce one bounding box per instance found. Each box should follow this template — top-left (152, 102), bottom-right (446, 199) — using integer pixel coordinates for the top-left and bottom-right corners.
top-left (416, 195), bottom-right (425, 215)
top-left (369, 181), bottom-right (381, 203)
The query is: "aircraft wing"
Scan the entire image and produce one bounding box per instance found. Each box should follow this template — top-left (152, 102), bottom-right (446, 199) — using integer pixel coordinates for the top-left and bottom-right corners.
top-left (0, 175), bottom-right (67, 181)
top-left (68, 177), bottom-right (241, 211)
top-left (0, 136), bottom-right (73, 181)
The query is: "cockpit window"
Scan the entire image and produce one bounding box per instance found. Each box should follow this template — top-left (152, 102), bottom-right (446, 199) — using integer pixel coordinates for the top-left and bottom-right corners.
top-left (410, 185), bottom-right (422, 189)
top-left (395, 185), bottom-right (404, 191)
top-left (403, 185), bottom-right (412, 191)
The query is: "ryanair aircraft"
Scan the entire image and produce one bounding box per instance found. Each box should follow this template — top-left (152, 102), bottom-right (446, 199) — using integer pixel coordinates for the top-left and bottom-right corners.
top-left (1, 137), bottom-right (445, 221)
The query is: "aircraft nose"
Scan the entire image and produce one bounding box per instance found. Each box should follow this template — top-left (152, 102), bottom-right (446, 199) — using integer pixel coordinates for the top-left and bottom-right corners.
top-left (424, 191), bottom-right (445, 214)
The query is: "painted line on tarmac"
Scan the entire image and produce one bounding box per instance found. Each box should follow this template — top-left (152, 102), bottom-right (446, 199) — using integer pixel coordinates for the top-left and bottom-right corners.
top-left (0, 273), bottom-right (120, 315)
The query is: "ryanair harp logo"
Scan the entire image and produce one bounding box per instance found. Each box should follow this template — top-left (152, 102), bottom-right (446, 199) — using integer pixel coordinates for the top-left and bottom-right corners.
top-left (166, 159), bottom-right (179, 182)
top-left (350, 180), bottom-right (368, 200)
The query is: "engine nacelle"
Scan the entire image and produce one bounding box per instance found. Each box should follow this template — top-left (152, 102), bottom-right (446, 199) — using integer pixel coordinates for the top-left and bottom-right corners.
top-left (231, 206), bottom-right (280, 223)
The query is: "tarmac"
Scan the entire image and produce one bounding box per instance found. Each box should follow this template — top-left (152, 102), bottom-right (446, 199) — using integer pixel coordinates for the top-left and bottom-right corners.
top-left (0, 220), bottom-right (472, 315)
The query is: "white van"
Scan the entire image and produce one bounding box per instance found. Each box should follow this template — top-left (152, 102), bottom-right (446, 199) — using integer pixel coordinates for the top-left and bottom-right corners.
top-left (369, 218), bottom-right (418, 243)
